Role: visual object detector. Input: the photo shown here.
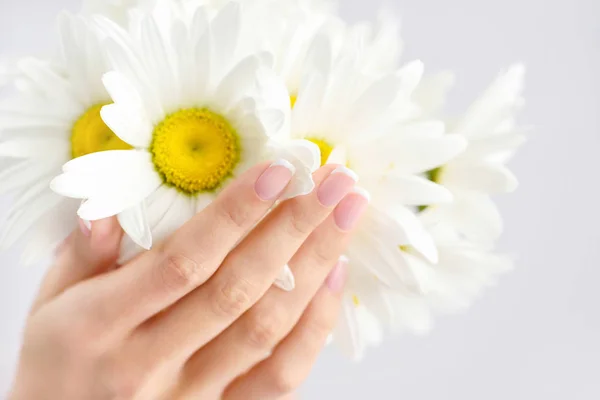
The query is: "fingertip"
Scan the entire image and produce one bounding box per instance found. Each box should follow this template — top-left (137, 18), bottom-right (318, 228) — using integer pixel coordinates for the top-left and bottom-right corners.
top-left (90, 217), bottom-right (123, 252)
top-left (325, 256), bottom-right (349, 294)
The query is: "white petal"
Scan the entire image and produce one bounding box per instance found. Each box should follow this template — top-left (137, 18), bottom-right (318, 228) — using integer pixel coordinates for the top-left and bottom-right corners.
top-left (431, 193), bottom-right (503, 245)
top-left (0, 192), bottom-right (63, 250)
top-left (21, 199), bottom-right (78, 265)
top-left (396, 59), bottom-right (425, 95)
top-left (291, 73), bottom-right (327, 134)
top-left (333, 298), bottom-right (364, 361)
top-left (52, 151), bottom-right (160, 200)
top-left (389, 131), bottom-right (467, 174)
top-left (118, 202), bottom-right (152, 250)
top-left (211, 1), bottom-right (241, 76)
top-left (344, 74), bottom-right (402, 138)
top-left (0, 159), bottom-right (60, 196)
top-left (348, 211), bottom-right (421, 290)
top-left (61, 149), bottom-right (141, 173)
top-left (267, 140), bottom-right (319, 199)
top-left (442, 161), bottom-right (519, 194)
top-left (458, 64), bottom-right (525, 138)
top-left (274, 265), bottom-right (295, 291)
top-left (413, 71), bottom-right (456, 117)
top-left (0, 137), bottom-right (69, 158)
top-left (387, 206), bottom-right (439, 264)
top-left (303, 33), bottom-right (332, 78)
top-left (213, 56), bottom-right (260, 112)
top-left (382, 175), bottom-right (453, 206)
top-left (258, 109), bottom-right (286, 137)
top-left (101, 72), bottom-right (154, 147)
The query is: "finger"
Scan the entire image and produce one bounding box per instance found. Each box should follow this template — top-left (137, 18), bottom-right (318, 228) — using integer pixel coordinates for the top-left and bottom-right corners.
top-left (178, 190), bottom-right (369, 396)
top-left (135, 165), bottom-right (356, 362)
top-left (224, 261), bottom-right (348, 400)
top-left (32, 217), bottom-right (123, 312)
top-left (66, 161), bottom-right (294, 335)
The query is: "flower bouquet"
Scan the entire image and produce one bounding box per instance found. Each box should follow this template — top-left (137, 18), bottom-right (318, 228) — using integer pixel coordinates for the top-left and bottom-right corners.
top-left (0, 0), bottom-right (525, 359)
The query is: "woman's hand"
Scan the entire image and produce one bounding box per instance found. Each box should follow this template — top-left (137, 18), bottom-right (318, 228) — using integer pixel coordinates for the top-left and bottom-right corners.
top-left (9, 162), bottom-right (369, 400)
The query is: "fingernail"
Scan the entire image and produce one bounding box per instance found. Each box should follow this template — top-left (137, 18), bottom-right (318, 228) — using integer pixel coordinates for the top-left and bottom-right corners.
top-left (326, 256), bottom-right (349, 292)
top-left (317, 166), bottom-right (358, 207)
top-left (334, 187), bottom-right (370, 231)
top-left (78, 218), bottom-right (91, 237)
top-left (255, 160), bottom-right (296, 201)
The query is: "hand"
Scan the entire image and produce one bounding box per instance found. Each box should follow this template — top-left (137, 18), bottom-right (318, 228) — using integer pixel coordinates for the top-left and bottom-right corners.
top-left (9, 162), bottom-right (369, 400)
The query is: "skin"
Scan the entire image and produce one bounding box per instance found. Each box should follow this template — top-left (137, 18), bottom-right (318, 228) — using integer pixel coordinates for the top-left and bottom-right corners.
top-left (9, 162), bottom-right (369, 400)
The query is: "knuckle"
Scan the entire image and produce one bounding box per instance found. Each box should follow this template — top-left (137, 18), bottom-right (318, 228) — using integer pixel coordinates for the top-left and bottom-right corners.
top-left (308, 242), bottom-right (336, 267)
top-left (285, 202), bottom-right (316, 239)
top-left (157, 251), bottom-right (204, 291)
top-left (246, 307), bottom-right (289, 349)
top-left (211, 276), bottom-right (254, 318)
top-left (215, 198), bottom-right (252, 230)
top-left (103, 363), bottom-right (145, 400)
top-left (269, 365), bottom-right (302, 395)
top-left (304, 313), bottom-right (335, 346)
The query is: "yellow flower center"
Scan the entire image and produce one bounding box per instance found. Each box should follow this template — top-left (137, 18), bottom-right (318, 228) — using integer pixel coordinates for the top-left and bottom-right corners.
top-left (306, 137), bottom-right (334, 167)
top-left (71, 104), bottom-right (132, 159)
top-left (150, 108), bottom-right (241, 195)
top-left (352, 295), bottom-right (361, 307)
top-left (290, 94), bottom-right (298, 108)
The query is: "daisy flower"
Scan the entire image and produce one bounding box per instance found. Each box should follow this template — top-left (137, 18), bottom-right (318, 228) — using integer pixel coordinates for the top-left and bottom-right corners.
top-left (0, 13), bottom-right (130, 265)
top-left (419, 64), bottom-right (526, 245)
top-left (283, 34), bottom-right (468, 357)
top-left (50, 1), bottom-right (319, 289)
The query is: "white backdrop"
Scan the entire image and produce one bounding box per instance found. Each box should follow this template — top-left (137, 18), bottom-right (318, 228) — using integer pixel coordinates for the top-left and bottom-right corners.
top-left (1, 0), bottom-right (599, 399)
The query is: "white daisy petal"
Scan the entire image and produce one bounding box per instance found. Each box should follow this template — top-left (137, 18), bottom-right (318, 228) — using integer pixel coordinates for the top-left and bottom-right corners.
top-left (0, 192), bottom-right (63, 250)
top-left (334, 298), bottom-right (363, 361)
top-left (442, 161), bottom-right (519, 194)
top-left (118, 202), bottom-right (153, 250)
top-left (383, 175), bottom-right (453, 206)
top-left (388, 206), bottom-right (439, 264)
top-left (101, 72), bottom-right (154, 147)
top-left (21, 199), bottom-right (79, 265)
top-left (214, 55), bottom-right (261, 111)
top-left (430, 194), bottom-right (503, 246)
top-left (211, 1), bottom-right (241, 75)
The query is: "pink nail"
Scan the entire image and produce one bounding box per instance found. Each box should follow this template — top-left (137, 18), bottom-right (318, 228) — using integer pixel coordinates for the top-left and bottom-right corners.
top-left (255, 160), bottom-right (296, 201)
top-left (78, 218), bottom-right (91, 237)
top-left (317, 166), bottom-right (358, 207)
top-left (326, 256), bottom-right (349, 292)
top-left (333, 188), bottom-right (370, 231)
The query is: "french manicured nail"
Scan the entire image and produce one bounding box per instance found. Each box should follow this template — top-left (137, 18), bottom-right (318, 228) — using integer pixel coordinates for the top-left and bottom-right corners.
top-left (334, 187), bottom-right (370, 231)
top-left (317, 166), bottom-right (358, 207)
top-left (78, 218), bottom-right (91, 237)
top-left (326, 256), bottom-right (349, 292)
top-left (255, 160), bottom-right (296, 200)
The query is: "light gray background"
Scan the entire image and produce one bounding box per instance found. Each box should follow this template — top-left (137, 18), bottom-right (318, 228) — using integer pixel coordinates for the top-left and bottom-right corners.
top-left (0, 0), bottom-right (598, 399)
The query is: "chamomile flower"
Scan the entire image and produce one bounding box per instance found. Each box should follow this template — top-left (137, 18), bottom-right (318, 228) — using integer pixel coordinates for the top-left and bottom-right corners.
top-left (282, 34), bottom-right (467, 354)
top-left (420, 64), bottom-right (526, 245)
top-left (291, 36), bottom-right (466, 282)
top-left (0, 14), bottom-right (129, 264)
top-left (50, 2), bottom-right (319, 289)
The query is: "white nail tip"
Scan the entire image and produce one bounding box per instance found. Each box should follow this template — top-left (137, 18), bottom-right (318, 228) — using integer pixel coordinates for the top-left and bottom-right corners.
top-left (332, 166), bottom-right (359, 182)
top-left (353, 187), bottom-right (371, 202)
top-left (339, 255), bottom-right (350, 264)
top-left (271, 159), bottom-right (296, 175)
